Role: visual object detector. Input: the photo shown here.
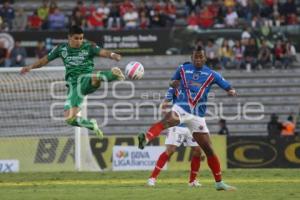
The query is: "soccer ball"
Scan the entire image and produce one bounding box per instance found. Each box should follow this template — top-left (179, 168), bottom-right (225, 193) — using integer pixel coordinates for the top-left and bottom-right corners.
top-left (125, 61), bottom-right (144, 80)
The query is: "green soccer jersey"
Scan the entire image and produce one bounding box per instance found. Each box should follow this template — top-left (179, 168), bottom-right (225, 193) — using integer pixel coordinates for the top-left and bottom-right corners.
top-left (47, 41), bottom-right (101, 83)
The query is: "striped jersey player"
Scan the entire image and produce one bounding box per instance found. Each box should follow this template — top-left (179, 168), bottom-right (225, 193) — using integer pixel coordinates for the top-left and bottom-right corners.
top-left (138, 45), bottom-right (237, 191)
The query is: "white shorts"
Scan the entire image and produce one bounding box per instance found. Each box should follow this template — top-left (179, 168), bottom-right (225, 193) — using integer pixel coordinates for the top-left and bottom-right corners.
top-left (171, 104), bottom-right (210, 134)
top-left (165, 126), bottom-right (198, 147)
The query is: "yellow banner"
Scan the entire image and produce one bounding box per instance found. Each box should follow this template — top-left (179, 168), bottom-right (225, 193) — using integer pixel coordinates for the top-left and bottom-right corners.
top-left (0, 135), bottom-right (226, 172)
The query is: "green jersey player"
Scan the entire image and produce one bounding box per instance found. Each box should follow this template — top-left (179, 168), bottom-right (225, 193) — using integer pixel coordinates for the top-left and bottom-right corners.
top-left (20, 25), bottom-right (125, 138)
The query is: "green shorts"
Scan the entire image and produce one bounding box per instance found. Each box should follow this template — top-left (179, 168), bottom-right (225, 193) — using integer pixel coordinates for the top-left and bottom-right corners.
top-left (64, 74), bottom-right (99, 110)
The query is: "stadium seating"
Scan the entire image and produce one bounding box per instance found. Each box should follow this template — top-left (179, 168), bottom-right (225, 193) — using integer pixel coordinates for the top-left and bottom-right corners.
top-left (1, 56), bottom-right (299, 137)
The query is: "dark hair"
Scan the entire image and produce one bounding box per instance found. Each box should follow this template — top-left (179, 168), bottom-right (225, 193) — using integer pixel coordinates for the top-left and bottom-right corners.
top-left (208, 38), bottom-right (214, 43)
top-left (69, 25), bottom-right (83, 35)
top-left (193, 45), bottom-right (203, 52)
top-left (219, 119), bottom-right (226, 124)
top-left (287, 116), bottom-right (293, 122)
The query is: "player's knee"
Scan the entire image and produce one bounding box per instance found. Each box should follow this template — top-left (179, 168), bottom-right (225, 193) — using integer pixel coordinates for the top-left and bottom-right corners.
top-left (165, 150), bottom-right (174, 157)
top-left (65, 117), bottom-right (76, 126)
top-left (202, 146), bottom-right (214, 156)
top-left (166, 147), bottom-right (176, 156)
top-left (91, 79), bottom-right (101, 88)
top-left (192, 147), bottom-right (202, 157)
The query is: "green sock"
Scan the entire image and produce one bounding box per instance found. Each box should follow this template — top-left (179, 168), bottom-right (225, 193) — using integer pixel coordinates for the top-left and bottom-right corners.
top-left (66, 117), bottom-right (94, 130)
top-left (96, 71), bottom-right (118, 82)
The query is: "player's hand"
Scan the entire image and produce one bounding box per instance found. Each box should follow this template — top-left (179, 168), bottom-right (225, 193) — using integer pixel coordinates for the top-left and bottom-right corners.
top-left (111, 53), bottom-right (121, 61)
top-left (160, 101), bottom-right (171, 116)
top-left (170, 80), bottom-right (180, 88)
top-left (20, 66), bottom-right (31, 75)
top-left (227, 89), bottom-right (237, 97)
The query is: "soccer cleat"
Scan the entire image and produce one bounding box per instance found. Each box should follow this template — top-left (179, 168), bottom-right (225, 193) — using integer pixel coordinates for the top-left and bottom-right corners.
top-left (147, 178), bottom-right (156, 186)
top-left (138, 133), bottom-right (147, 150)
top-left (90, 119), bottom-right (103, 139)
top-left (188, 180), bottom-right (202, 187)
top-left (111, 67), bottom-right (125, 81)
top-left (215, 181), bottom-right (237, 191)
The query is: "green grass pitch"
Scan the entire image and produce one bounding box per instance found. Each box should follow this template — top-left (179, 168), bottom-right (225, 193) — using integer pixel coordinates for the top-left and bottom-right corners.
top-left (0, 169), bottom-right (299, 200)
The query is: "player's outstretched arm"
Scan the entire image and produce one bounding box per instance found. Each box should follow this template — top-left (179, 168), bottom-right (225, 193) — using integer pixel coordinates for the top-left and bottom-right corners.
top-left (20, 56), bottom-right (49, 75)
top-left (99, 49), bottom-right (121, 61)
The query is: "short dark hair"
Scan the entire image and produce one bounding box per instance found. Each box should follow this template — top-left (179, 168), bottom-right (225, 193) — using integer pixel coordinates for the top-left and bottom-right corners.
top-left (287, 116), bottom-right (293, 122)
top-left (69, 25), bottom-right (83, 35)
top-left (193, 45), bottom-right (203, 52)
top-left (219, 119), bottom-right (226, 124)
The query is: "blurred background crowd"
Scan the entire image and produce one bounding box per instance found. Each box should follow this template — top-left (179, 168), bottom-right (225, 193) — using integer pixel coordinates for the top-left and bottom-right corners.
top-left (0, 0), bottom-right (299, 69)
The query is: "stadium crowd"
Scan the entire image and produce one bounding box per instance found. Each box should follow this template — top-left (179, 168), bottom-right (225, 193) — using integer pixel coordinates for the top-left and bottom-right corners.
top-left (0, 0), bottom-right (298, 68)
top-left (0, 0), bottom-right (298, 31)
top-left (197, 34), bottom-right (297, 71)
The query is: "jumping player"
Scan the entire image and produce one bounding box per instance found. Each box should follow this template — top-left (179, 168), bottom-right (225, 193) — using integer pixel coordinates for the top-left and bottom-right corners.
top-left (20, 25), bottom-right (125, 138)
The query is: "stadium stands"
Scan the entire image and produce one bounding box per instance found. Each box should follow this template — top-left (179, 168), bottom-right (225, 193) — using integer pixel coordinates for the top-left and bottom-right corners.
top-left (1, 56), bottom-right (299, 137)
top-left (1, 0), bottom-right (299, 31)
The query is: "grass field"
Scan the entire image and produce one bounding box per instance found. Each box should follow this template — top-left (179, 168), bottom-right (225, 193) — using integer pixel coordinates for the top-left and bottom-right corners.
top-left (0, 169), bottom-right (300, 200)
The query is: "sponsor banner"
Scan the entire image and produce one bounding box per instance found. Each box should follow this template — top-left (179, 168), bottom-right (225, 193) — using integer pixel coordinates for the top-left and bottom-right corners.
top-left (227, 136), bottom-right (300, 168)
top-left (90, 135), bottom-right (226, 171)
top-left (9, 29), bottom-right (172, 56)
top-left (0, 160), bottom-right (19, 173)
top-left (8, 28), bottom-right (243, 56)
top-left (0, 137), bottom-right (75, 172)
top-left (0, 135), bottom-right (226, 172)
top-left (112, 146), bottom-right (165, 171)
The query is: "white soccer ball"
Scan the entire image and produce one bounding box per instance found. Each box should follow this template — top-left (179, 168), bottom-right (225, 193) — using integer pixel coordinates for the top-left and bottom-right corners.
top-left (125, 61), bottom-right (144, 80)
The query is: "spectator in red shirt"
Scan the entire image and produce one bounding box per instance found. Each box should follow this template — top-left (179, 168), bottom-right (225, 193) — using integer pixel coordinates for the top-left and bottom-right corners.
top-left (139, 10), bottom-right (149, 29)
top-left (187, 11), bottom-right (198, 31)
top-left (120, 0), bottom-right (135, 17)
top-left (287, 13), bottom-right (299, 25)
top-left (27, 10), bottom-right (42, 30)
top-left (198, 6), bottom-right (215, 28)
top-left (164, 0), bottom-right (176, 27)
top-left (87, 9), bottom-right (105, 30)
top-left (153, 1), bottom-right (163, 13)
top-left (274, 40), bottom-right (285, 67)
top-left (208, 0), bottom-right (221, 17)
top-left (264, 0), bottom-right (274, 7)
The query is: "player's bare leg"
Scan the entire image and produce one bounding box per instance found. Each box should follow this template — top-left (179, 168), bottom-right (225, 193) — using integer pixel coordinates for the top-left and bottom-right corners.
top-left (189, 146), bottom-right (203, 187)
top-left (138, 111), bottom-right (180, 149)
top-left (193, 132), bottom-right (236, 191)
top-left (64, 107), bottom-right (103, 138)
top-left (148, 145), bottom-right (176, 186)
